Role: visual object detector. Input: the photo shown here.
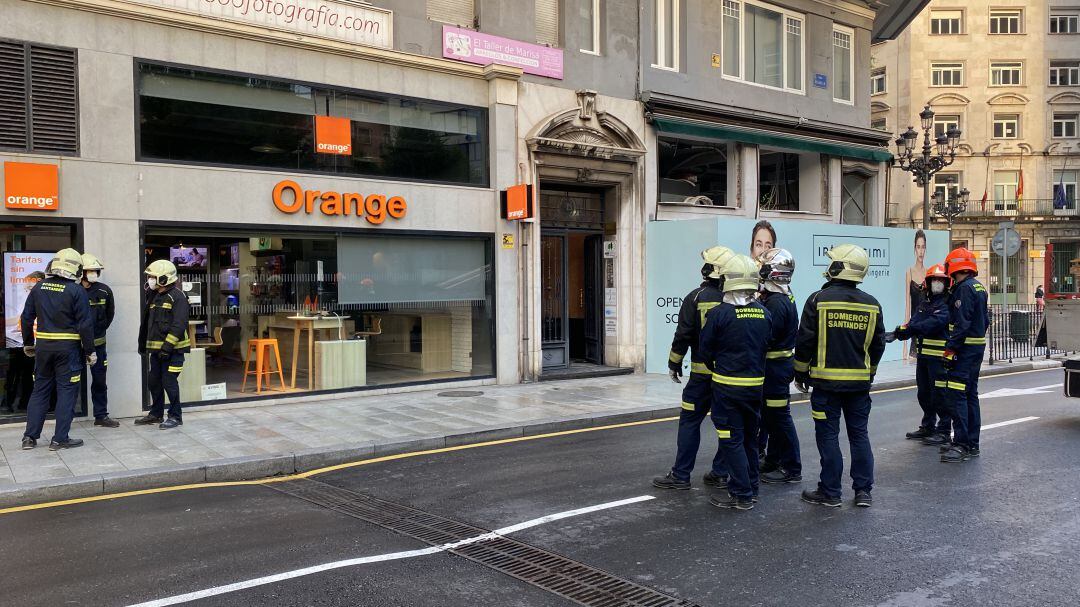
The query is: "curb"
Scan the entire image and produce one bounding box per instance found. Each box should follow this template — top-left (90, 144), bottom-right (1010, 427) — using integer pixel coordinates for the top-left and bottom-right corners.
top-left (0, 360), bottom-right (1063, 510)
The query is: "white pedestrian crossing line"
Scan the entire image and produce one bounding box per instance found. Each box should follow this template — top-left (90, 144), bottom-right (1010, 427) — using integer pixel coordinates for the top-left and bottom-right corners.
top-left (124, 495), bottom-right (656, 607)
top-left (982, 416), bottom-right (1040, 430)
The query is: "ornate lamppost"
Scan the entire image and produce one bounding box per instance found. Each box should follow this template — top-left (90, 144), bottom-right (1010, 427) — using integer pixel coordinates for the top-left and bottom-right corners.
top-left (893, 105), bottom-right (962, 230)
top-left (931, 187), bottom-right (970, 247)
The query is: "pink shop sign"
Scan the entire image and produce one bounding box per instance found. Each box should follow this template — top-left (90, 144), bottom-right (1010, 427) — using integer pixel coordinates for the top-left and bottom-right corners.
top-left (442, 26), bottom-right (564, 79)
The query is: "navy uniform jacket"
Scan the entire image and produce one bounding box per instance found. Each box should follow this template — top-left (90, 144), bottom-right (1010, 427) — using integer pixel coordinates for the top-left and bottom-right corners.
top-left (139, 285), bottom-right (191, 354)
top-left (905, 293), bottom-right (949, 359)
top-left (794, 280), bottom-right (886, 392)
top-left (85, 282), bottom-right (115, 347)
top-left (699, 301), bottom-right (772, 401)
top-left (760, 290), bottom-right (798, 400)
top-left (946, 276), bottom-right (989, 351)
top-left (668, 281), bottom-right (724, 379)
top-left (21, 276), bottom-right (94, 353)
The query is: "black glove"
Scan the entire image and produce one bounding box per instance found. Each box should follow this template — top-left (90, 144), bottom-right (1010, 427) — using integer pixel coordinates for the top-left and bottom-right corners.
top-left (158, 344), bottom-right (174, 360)
top-left (668, 360), bottom-right (683, 376)
top-left (893, 325), bottom-right (909, 341)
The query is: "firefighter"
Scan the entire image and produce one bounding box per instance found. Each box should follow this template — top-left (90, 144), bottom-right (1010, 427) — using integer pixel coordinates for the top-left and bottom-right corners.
top-left (794, 244), bottom-right (885, 508)
top-left (940, 247), bottom-right (989, 463)
top-left (135, 260), bottom-right (190, 429)
top-left (81, 253), bottom-right (118, 428)
top-left (20, 248), bottom-right (95, 451)
top-left (756, 248), bottom-right (802, 485)
top-left (700, 255), bottom-right (772, 511)
top-left (653, 246), bottom-right (734, 490)
top-left (890, 264), bottom-right (952, 446)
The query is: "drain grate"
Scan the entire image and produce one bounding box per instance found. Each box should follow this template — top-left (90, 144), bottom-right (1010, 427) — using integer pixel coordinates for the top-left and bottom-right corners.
top-left (270, 478), bottom-right (698, 607)
top-left (437, 390), bottom-right (485, 397)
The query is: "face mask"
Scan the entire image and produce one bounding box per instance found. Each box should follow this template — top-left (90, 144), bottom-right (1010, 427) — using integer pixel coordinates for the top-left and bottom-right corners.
top-left (930, 281), bottom-right (946, 295)
top-left (85, 271), bottom-right (99, 283)
top-left (147, 278), bottom-right (158, 290)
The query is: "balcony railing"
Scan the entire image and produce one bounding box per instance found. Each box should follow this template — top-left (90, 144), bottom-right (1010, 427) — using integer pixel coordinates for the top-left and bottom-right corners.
top-left (950, 198), bottom-right (1078, 221)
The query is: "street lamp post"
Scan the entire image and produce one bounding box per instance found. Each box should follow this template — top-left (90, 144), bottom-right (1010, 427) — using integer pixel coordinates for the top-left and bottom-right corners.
top-left (893, 105), bottom-right (962, 230)
top-left (931, 188), bottom-right (970, 248)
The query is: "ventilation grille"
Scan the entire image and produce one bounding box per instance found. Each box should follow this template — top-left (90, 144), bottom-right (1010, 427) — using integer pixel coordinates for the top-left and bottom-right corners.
top-left (0, 40), bottom-right (29, 150)
top-left (0, 39), bottom-right (78, 154)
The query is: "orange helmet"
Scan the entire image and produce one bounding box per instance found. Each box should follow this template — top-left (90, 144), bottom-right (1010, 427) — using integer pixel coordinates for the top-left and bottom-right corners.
top-left (944, 247), bottom-right (978, 276)
top-left (923, 263), bottom-right (951, 289)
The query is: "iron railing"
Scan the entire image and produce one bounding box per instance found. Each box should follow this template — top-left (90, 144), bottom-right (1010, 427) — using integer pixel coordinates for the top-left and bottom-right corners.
top-left (953, 198), bottom-right (1077, 221)
top-left (987, 304), bottom-right (1073, 364)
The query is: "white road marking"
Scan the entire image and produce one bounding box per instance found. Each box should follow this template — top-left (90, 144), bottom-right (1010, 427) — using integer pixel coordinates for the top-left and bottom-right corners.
top-left (982, 416), bottom-right (1040, 430)
top-left (979, 384), bottom-right (1061, 400)
top-left (125, 495), bottom-right (656, 607)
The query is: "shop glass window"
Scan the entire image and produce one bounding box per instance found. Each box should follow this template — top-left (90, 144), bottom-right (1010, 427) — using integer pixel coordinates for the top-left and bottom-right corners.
top-left (140, 230), bottom-right (495, 405)
top-left (657, 137), bottom-right (730, 206)
top-left (870, 68), bottom-right (886, 95)
top-left (758, 151), bottom-right (800, 211)
top-left (993, 114), bottom-right (1020, 139)
top-left (933, 172), bottom-right (961, 201)
top-left (0, 39), bottom-right (78, 155)
top-left (1050, 61), bottom-right (1080, 86)
top-left (1050, 13), bottom-right (1079, 34)
top-left (654, 0), bottom-right (680, 70)
top-left (136, 63), bottom-right (488, 186)
top-left (933, 114), bottom-right (960, 139)
top-left (1051, 242), bottom-right (1079, 295)
top-left (989, 9), bottom-right (1022, 34)
top-left (1054, 113), bottom-right (1079, 138)
top-left (721, 0), bottom-right (804, 93)
top-left (930, 10), bottom-right (963, 35)
top-left (1055, 170), bottom-right (1078, 209)
top-left (931, 62), bottom-right (963, 87)
top-left (990, 61), bottom-right (1023, 86)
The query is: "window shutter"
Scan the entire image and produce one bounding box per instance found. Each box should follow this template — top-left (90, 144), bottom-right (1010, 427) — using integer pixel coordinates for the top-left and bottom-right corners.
top-left (427, 0), bottom-right (475, 27)
top-left (0, 40), bottom-right (29, 151)
top-left (28, 45), bottom-right (78, 154)
top-left (536, 0), bottom-right (559, 46)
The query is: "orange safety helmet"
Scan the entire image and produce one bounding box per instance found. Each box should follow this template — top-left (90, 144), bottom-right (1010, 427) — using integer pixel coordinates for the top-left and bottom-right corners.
top-left (923, 263), bottom-right (951, 289)
top-left (944, 247), bottom-right (978, 277)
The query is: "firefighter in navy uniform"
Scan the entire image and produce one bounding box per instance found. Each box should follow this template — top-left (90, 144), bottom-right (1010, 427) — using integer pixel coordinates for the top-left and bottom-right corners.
top-left (700, 255), bottom-right (772, 511)
top-left (756, 248), bottom-right (802, 485)
top-left (653, 246), bottom-right (734, 490)
top-left (81, 253), bottom-right (118, 428)
top-left (794, 244), bottom-right (885, 508)
top-left (939, 248), bottom-right (989, 463)
top-left (20, 248), bottom-right (95, 451)
top-left (135, 260), bottom-right (190, 430)
top-left (890, 263), bottom-right (952, 446)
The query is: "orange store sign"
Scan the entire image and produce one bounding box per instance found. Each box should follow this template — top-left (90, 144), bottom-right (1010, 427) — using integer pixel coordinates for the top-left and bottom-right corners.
top-left (272, 180), bottom-right (407, 225)
top-left (314, 116), bottom-right (352, 155)
top-left (4, 162), bottom-right (59, 211)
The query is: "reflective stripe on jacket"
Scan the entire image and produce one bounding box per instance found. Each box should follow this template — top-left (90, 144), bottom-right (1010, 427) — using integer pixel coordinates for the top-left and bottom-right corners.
top-left (760, 290), bottom-right (798, 398)
top-left (946, 277), bottom-right (989, 351)
top-left (21, 277), bottom-right (94, 353)
top-left (669, 281), bottom-right (724, 377)
top-left (793, 280), bottom-right (886, 392)
top-left (699, 301), bottom-right (772, 399)
top-left (906, 293), bottom-right (949, 359)
top-left (139, 285), bottom-right (191, 353)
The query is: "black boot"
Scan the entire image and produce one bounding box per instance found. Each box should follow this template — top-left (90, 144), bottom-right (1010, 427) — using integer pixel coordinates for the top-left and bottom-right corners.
top-left (940, 445), bottom-right (969, 463)
top-left (702, 471), bottom-right (728, 487)
top-left (922, 433), bottom-right (949, 446)
top-left (854, 490), bottom-right (873, 508)
top-left (905, 427), bottom-right (933, 440)
top-left (761, 468), bottom-right (802, 484)
top-left (710, 492), bottom-right (754, 510)
top-left (49, 438), bottom-right (84, 451)
top-left (652, 472), bottom-right (690, 490)
top-left (134, 415), bottom-right (163, 426)
top-left (21, 437), bottom-right (36, 450)
top-left (801, 489), bottom-right (841, 508)
top-left (94, 417), bottom-right (120, 428)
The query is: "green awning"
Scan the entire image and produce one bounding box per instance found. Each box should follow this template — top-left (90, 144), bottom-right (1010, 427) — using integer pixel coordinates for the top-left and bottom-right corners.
top-left (652, 116), bottom-right (894, 163)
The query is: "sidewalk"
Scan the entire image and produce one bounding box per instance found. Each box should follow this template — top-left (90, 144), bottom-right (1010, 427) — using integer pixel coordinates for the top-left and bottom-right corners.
top-left (0, 357), bottom-right (1062, 508)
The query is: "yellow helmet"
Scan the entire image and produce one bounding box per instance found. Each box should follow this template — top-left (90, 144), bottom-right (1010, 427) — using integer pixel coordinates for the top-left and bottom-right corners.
top-left (48, 248), bottom-right (83, 280)
top-left (701, 246), bottom-right (736, 280)
top-left (81, 253), bottom-right (104, 272)
top-left (721, 254), bottom-right (762, 292)
top-left (823, 243), bottom-right (870, 283)
top-left (145, 259), bottom-right (178, 287)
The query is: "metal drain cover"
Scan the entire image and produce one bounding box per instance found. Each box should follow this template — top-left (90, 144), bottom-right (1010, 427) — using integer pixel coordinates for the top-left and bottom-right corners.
top-left (437, 390), bottom-right (484, 397)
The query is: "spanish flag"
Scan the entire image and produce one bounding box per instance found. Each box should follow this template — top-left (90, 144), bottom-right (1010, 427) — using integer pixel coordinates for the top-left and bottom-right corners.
top-left (1015, 170), bottom-right (1024, 211)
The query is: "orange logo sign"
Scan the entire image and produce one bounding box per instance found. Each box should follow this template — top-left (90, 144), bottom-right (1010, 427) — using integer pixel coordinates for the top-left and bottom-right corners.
top-left (4, 162), bottom-right (59, 211)
top-left (314, 116), bottom-right (352, 155)
top-left (272, 180), bottom-right (407, 225)
top-left (502, 184), bottom-right (533, 220)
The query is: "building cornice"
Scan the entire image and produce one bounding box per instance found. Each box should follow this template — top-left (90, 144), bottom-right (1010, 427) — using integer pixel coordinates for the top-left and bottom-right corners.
top-left (20, 0), bottom-right (523, 81)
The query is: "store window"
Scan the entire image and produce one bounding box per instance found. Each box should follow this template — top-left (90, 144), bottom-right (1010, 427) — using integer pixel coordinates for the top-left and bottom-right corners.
top-left (658, 137), bottom-right (730, 206)
top-left (1050, 242), bottom-right (1079, 295)
top-left (720, 0), bottom-right (804, 93)
top-left (759, 151), bottom-right (800, 211)
top-left (841, 173), bottom-right (871, 226)
top-left (136, 63), bottom-right (488, 186)
top-left (141, 228), bottom-right (494, 405)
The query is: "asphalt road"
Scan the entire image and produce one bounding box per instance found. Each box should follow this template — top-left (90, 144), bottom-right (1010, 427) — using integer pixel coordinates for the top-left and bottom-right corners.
top-left (2, 368), bottom-right (1077, 607)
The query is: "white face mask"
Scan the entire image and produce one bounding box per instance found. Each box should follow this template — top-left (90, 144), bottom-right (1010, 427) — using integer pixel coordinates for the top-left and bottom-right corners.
top-left (147, 277), bottom-right (159, 291)
top-left (930, 281), bottom-right (946, 295)
top-left (85, 271), bottom-right (99, 283)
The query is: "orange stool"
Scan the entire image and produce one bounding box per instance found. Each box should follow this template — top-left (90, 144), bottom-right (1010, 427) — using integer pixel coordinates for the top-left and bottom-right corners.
top-left (242, 338), bottom-right (286, 394)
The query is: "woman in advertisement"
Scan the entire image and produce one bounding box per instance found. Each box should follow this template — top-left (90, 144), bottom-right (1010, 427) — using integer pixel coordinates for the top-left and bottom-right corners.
top-left (903, 230), bottom-right (927, 359)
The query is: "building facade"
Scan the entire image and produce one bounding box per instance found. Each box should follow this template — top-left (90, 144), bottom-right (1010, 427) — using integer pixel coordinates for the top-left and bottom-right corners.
top-left (875, 0), bottom-right (1080, 303)
top-left (0, 0), bottom-right (913, 424)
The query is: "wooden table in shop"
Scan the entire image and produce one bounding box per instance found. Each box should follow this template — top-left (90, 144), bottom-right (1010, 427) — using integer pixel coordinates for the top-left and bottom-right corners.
top-left (267, 316), bottom-right (345, 390)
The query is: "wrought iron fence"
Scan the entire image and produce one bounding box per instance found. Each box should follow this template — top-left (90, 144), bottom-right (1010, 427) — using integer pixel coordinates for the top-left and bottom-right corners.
top-left (987, 304), bottom-right (1073, 364)
top-left (954, 198), bottom-right (1077, 220)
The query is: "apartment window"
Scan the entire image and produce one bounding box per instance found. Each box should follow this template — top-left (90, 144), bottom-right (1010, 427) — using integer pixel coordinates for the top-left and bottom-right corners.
top-left (871, 117), bottom-right (888, 131)
top-left (0, 39), bottom-right (78, 155)
top-left (989, 9), bottom-right (1022, 34)
top-left (930, 9), bottom-right (963, 34)
top-left (933, 114), bottom-right (960, 139)
top-left (427, 0), bottom-right (475, 27)
top-left (990, 61), bottom-right (1023, 86)
top-left (655, 0), bottom-right (679, 70)
top-left (994, 170), bottom-right (1019, 211)
top-left (536, 0), bottom-right (559, 46)
top-left (582, 0), bottom-right (601, 54)
top-left (931, 62), bottom-right (964, 87)
top-left (933, 172), bottom-right (961, 201)
top-left (1054, 113), bottom-right (1079, 138)
top-left (870, 68), bottom-right (886, 95)
top-left (833, 27), bottom-right (854, 104)
top-left (1055, 170), bottom-right (1078, 209)
top-left (1050, 61), bottom-right (1080, 86)
top-left (993, 114), bottom-right (1020, 139)
top-left (1050, 13), bottom-right (1079, 34)
top-left (720, 0), bottom-right (805, 93)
